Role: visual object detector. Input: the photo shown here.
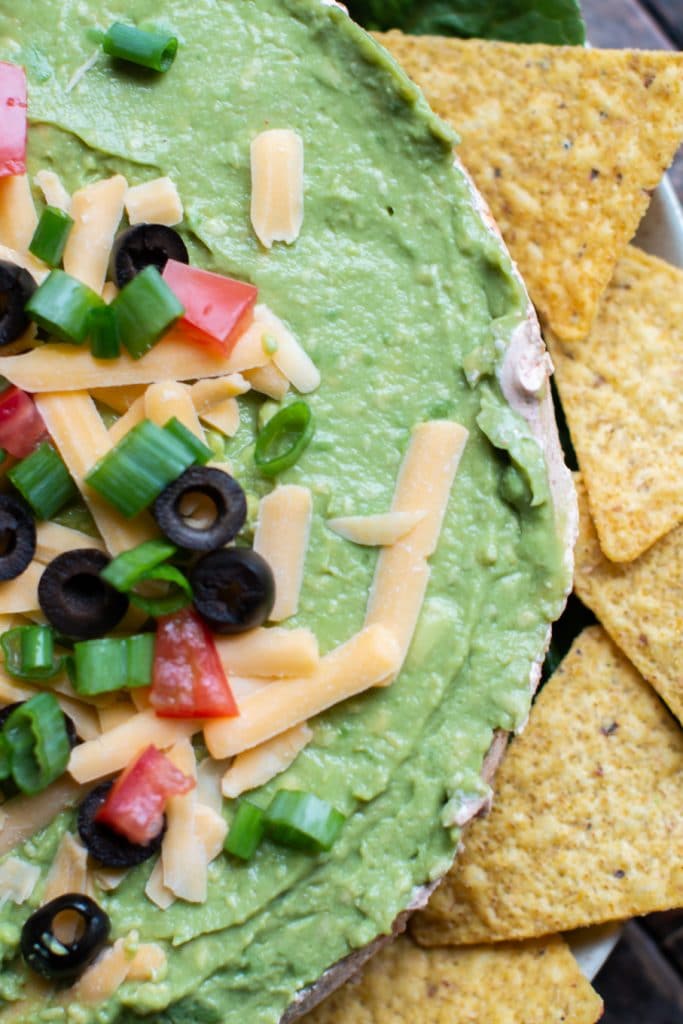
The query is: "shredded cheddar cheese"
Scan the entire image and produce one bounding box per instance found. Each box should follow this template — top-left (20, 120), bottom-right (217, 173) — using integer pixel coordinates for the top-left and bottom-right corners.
top-left (204, 625), bottom-right (401, 759)
top-left (253, 485), bottom-right (312, 622)
top-left (250, 129), bottom-right (304, 248)
top-left (222, 723), bottom-right (313, 798)
top-left (63, 175), bottom-right (127, 295)
top-left (365, 421), bottom-right (469, 674)
top-left (125, 176), bottom-right (183, 227)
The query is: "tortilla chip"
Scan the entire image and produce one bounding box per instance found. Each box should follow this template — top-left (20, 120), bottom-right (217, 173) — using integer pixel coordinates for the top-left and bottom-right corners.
top-left (574, 474), bottom-right (683, 722)
top-left (411, 625), bottom-right (683, 945)
top-left (547, 245), bottom-right (683, 562)
top-left (376, 33), bottom-right (683, 341)
top-left (303, 934), bottom-right (602, 1024)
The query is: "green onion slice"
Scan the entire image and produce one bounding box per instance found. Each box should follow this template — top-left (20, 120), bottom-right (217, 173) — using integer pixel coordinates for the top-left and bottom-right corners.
top-left (125, 634), bottom-right (156, 688)
top-left (1, 626), bottom-right (62, 681)
top-left (225, 800), bottom-right (265, 860)
top-left (101, 539), bottom-right (177, 592)
top-left (28, 206), bottom-right (74, 267)
top-left (3, 692), bottom-right (70, 795)
top-left (112, 265), bottom-right (184, 359)
top-left (163, 417), bottom-right (213, 465)
top-left (73, 634), bottom-right (154, 696)
top-left (254, 401), bottom-right (314, 477)
top-left (128, 564), bottom-right (193, 616)
top-left (89, 304), bottom-right (120, 360)
top-left (102, 22), bottom-right (178, 73)
top-left (85, 419), bottom-right (201, 518)
top-left (8, 442), bottom-right (78, 520)
top-left (25, 270), bottom-right (104, 345)
top-left (264, 790), bottom-right (345, 853)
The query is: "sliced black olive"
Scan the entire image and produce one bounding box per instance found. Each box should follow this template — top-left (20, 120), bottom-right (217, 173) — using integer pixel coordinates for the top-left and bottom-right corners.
top-left (190, 548), bottom-right (275, 634)
top-left (111, 224), bottom-right (189, 287)
top-left (38, 549), bottom-right (129, 640)
top-left (78, 781), bottom-right (164, 867)
top-left (0, 260), bottom-right (36, 347)
top-left (0, 494), bottom-right (36, 582)
top-left (152, 466), bottom-right (247, 552)
top-left (21, 892), bottom-right (110, 981)
top-left (0, 701), bottom-right (79, 748)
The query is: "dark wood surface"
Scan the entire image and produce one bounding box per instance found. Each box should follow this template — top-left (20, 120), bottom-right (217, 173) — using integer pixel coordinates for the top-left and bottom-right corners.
top-left (583, 0), bottom-right (683, 201)
top-left (581, 4), bottom-right (681, 1018)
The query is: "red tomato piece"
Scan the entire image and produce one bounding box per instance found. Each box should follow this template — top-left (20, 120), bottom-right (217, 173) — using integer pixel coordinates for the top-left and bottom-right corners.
top-left (151, 607), bottom-right (239, 719)
top-left (94, 745), bottom-right (195, 845)
top-left (162, 260), bottom-right (257, 353)
top-left (0, 63), bottom-right (27, 178)
top-left (0, 386), bottom-right (47, 458)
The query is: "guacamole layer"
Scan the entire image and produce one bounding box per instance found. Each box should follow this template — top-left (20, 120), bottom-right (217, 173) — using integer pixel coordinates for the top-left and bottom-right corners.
top-left (0, 1), bottom-right (569, 1021)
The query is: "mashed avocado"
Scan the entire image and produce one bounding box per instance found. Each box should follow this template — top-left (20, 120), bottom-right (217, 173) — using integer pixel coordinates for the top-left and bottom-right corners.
top-left (0, 1), bottom-right (569, 1021)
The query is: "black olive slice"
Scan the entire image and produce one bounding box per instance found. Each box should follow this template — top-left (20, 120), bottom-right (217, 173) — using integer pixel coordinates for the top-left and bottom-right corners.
top-left (190, 548), bottom-right (275, 634)
top-left (0, 701), bottom-right (79, 748)
top-left (111, 223), bottom-right (189, 287)
top-left (78, 781), bottom-right (164, 867)
top-left (38, 549), bottom-right (129, 640)
top-left (21, 892), bottom-right (110, 981)
top-left (0, 260), bottom-right (36, 347)
top-left (152, 466), bottom-right (247, 552)
top-left (0, 494), bottom-right (36, 582)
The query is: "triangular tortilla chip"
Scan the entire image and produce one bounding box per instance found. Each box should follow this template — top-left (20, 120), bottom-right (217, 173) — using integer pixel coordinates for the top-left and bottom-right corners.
top-left (411, 626), bottom-right (683, 945)
top-left (303, 934), bottom-right (602, 1024)
top-left (376, 33), bottom-right (683, 341)
top-left (574, 475), bottom-right (683, 722)
top-left (547, 245), bottom-right (683, 562)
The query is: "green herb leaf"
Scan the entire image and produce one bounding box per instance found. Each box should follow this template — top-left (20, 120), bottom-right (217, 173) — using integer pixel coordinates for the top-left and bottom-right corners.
top-left (348, 0), bottom-right (586, 45)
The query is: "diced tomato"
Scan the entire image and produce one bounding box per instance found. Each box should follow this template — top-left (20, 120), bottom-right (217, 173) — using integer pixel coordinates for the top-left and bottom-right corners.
top-left (151, 607), bottom-right (239, 719)
top-left (162, 260), bottom-right (257, 354)
top-left (0, 386), bottom-right (47, 458)
top-left (0, 63), bottom-right (27, 179)
top-left (94, 745), bottom-right (195, 846)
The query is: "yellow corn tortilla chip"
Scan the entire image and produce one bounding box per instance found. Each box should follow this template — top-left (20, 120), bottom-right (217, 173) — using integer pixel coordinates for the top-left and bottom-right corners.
top-left (547, 245), bottom-right (683, 562)
top-left (303, 934), bottom-right (603, 1024)
top-left (574, 474), bottom-right (683, 722)
top-left (376, 33), bottom-right (683, 341)
top-left (411, 625), bottom-right (683, 946)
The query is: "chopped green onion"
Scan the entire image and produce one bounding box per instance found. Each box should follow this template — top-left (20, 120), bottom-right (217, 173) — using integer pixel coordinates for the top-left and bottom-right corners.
top-left (73, 634), bottom-right (154, 696)
top-left (128, 564), bottom-right (193, 616)
top-left (85, 419), bottom-right (200, 518)
top-left (3, 692), bottom-right (70, 795)
top-left (102, 22), bottom-right (178, 73)
top-left (25, 270), bottom-right (104, 345)
top-left (264, 790), bottom-right (345, 853)
top-left (101, 539), bottom-right (177, 592)
top-left (112, 266), bottom-right (184, 359)
top-left (28, 206), bottom-right (74, 267)
top-left (254, 401), bottom-right (314, 477)
top-left (89, 304), bottom-right (120, 359)
top-left (20, 626), bottom-right (55, 674)
top-left (225, 800), bottom-right (265, 860)
top-left (163, 417), bottom-right (213, 465)
top-left (8, 442), bottom-right (78, 520)
top-left (1, 626), bottom-right (62, 681)
top-left (125, 634), bottom-right (156, 688)
top-left (73, 638), bottom-right (126, 696)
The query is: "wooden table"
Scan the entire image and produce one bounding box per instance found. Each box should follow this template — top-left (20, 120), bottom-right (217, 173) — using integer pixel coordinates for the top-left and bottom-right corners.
top-left (583, 0), bottom-right (682, 201)
top-left (569, 6), bottom-right (683, 1022)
